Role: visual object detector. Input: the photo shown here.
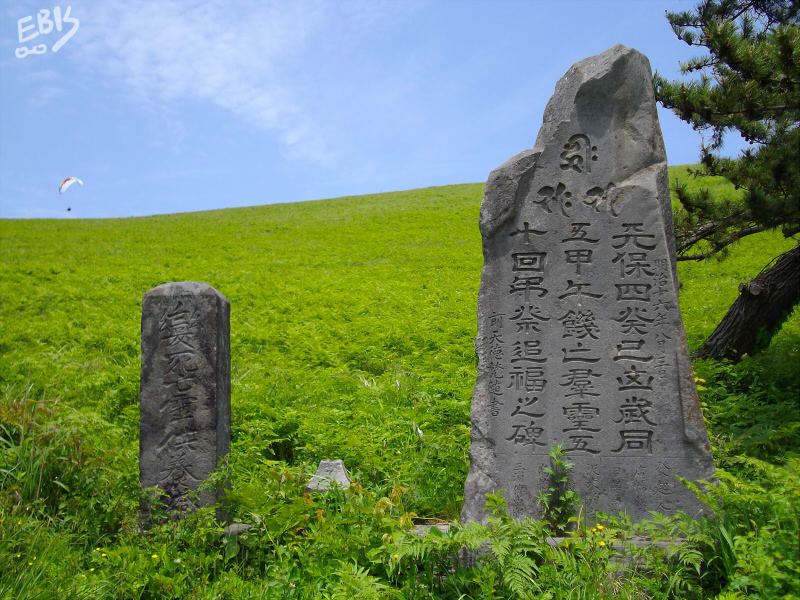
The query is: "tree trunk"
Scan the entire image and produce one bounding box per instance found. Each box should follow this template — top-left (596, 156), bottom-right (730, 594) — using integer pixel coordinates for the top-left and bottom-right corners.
top-left (694, 244), bottom-right (800, 361)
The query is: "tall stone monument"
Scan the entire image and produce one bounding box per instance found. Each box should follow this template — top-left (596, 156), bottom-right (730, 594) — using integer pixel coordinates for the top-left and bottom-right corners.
top-left (140, 281), bottom-right (231, 517)
top-left (462, 45), bottom-right (715, 523)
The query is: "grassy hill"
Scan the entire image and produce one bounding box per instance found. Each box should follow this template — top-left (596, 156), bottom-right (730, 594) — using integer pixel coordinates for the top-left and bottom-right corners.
top-left (1, 168), bottom-right (798, 599)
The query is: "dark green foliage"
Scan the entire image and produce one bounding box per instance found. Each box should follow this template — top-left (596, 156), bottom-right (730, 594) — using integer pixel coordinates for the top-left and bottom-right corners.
top-left (655, 0), bottom-right (799, 260)
top-left (537, 444), bottom-right (580, 535)
top-left (655, 0), bottom-right (800, 359)
top-left (0, 388), bottom-right (137, 539)
top-left (680, 458), bottom-right (800, 598)
top-left (694, 354), bottom-right (800, 462)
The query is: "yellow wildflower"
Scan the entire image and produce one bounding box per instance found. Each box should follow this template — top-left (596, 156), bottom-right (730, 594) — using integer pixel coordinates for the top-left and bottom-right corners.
top-left (151, 554), bottom-right (158, 559)
top-left (597, 525), bottom-right (604, 531)
top-left (393, 554), bottom-right (399, 559)
top-left (591, 527), bottom-right (597, 532)
top-left (90, 568), bottom-right (95, 572)
top-left (599, 541), bottom-right (606, 547)
top-left (17, 520), bottom-right (22, 525)
top-left (101, 553), bottom-right (106, 557)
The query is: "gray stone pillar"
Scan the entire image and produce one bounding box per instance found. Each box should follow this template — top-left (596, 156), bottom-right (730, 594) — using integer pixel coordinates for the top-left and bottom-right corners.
top-left (462, 45), bottom-right (715, 524)
top-left (139, 281), bottom-right (230, 518)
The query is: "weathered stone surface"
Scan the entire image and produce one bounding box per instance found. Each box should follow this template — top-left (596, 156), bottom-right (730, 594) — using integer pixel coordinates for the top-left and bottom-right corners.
top-left (305, 459), bottom-right (350, 493)
top-left (413, 523), bottom-right (451, 536)
top-left (462, 45), bottom-right (715, 524)
top-left (140, 281), bottom-right (231, 517)
top-left (221, 523), bottom-right (254, 537)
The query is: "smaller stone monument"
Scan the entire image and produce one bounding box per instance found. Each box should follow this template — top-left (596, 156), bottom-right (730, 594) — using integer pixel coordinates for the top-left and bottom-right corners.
top-left (305, 460), bottom-right (350, 493)
top-left (139, 282), bottom-right (231, 518)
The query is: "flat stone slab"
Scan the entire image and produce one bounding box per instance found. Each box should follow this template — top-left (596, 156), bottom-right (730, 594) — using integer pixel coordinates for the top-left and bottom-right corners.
top-left (462, 45), bottom-right (715, 525)
top-left (305, 459), bottom-right (350, 493)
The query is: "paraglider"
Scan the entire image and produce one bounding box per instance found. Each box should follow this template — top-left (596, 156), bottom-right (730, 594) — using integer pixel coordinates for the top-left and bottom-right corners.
top-left (58, 177), bottom-right (82, 194)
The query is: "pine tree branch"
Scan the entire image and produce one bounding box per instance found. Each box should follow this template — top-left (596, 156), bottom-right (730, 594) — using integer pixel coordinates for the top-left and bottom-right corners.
top-left (714, 104), bottom-right (796, 115)
top-left (784, 224), bottom-right (800, 237)
top-left (676, 224), bottom-right (771, 261)
top-left (675, 215), bottom-right (744, 252)
top-left (730, 3), bottom-right (758, 23)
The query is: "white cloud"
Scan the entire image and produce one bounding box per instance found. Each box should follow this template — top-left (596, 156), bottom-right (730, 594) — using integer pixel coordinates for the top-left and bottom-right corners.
top-left (68, 0), bottom-right (402, 165)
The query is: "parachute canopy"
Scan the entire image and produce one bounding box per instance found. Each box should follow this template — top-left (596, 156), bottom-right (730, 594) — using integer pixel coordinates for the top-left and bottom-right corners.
top-left (58, 177), bottom-right (83, 194)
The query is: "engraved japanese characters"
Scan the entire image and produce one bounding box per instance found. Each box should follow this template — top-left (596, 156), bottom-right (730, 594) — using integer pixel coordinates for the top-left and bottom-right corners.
top-left (462, 45), bottom-right (715, 524)
top-left (139, 282), bottom-right (231, 518)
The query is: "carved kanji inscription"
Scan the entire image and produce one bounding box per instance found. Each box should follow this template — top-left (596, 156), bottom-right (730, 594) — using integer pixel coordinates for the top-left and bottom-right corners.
top-left (463, 45), bottom-right (715, 525)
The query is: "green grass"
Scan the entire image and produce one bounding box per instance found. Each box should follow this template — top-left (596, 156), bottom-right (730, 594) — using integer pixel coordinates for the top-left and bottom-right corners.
top-left (0, 183), bottom-right (488, 517)
top-left (1, 167), bottom-right (798, 599)
top-left (1, 171), bottom-right (797, 515)
top-left (668, 165), bottom-right (800, 364)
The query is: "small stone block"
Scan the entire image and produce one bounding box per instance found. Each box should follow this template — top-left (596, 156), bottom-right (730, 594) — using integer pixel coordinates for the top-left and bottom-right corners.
top-left (305, 460), bottom-right (350, 493)
top-left (221, 523), bottom-right (254, 537)
top-left (413, 523), bottom-right (451, 536)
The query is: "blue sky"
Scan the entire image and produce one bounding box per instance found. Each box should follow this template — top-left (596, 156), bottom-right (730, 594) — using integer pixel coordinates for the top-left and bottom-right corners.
top-left (0, 0), bottom-right (747, 219)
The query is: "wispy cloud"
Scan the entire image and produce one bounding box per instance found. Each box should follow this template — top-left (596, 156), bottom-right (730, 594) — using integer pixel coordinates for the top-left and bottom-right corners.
top-left (28, 83), bottom-right (65, 108)
top-left (68, 0), bottom-right (401, 165)
top-left (7, 66), bottom-right (66, 108)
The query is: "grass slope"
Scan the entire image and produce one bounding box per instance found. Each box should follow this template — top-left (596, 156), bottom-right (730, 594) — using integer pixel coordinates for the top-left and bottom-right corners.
top-left (2, 167), bottom-right (799, 598)
top-left (1, 171), bottom-right (798, 520)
